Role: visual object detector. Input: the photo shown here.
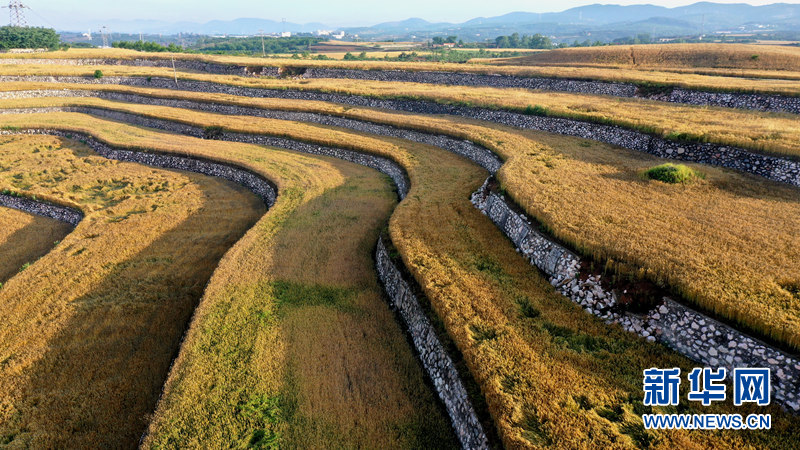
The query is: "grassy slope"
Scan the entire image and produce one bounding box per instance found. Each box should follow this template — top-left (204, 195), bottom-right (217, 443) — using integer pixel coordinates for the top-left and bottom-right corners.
top-left (3, 107), bottom-right (797, 448)
top-left (0, 116), bottom-right (455, 448)
top-left (0, 206), bottom-right (72, 283)
top-left (3, 91), bottom-right (800, 350)
top-left (0, 134), bottom-right (265, 448)
top-left (3, 46), bottom-right (800, 93)
top-left (2, 69), bottom-right (800, 160)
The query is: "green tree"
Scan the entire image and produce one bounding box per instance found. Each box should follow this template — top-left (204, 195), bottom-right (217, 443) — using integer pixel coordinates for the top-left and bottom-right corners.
top-left (0, 26), bottom-right (60, 50)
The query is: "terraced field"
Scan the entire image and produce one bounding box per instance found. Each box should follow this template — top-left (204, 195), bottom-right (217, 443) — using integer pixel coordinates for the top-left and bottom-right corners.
top-left (1, 48), bottom-right (799, 449)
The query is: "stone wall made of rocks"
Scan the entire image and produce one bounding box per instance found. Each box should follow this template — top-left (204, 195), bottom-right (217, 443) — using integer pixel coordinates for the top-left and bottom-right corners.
top-left (2, 75), bottom-right (796, 187)
top-left (0, 106), bottom-right (409, 199)
top-left (471, 178), bottom-right (800, 412)
top-left (300, 68), bottom-right (800, 115)
top-left (5, 58), bottom-right (799, 113)
top-left (0, 192), bottom-right (83, 226)
top-left (0, 129), bottom-right (277, 206)
top-left (0, 57), bottom-right (278, 77)
top-left (2, 120), bottom-right (494, 442)
top-left (376, 237), bottom-right (489, 450)
top-left (0, 89), bottom-right (502, 174)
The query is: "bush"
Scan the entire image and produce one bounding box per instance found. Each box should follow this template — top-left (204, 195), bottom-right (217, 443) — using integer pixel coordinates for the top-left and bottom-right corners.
top-left (523, 105), bottom-right (548, 116)
top-left (643, 163), bottom-right (701, 184)
top-left (93, 69), bottom-right (103, 79)
top-left (202, 125), bottom-right (224, 140)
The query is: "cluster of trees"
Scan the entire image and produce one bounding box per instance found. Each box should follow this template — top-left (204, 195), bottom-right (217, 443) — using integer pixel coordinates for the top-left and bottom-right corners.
top-left (0, 26), bottom-right (60, 51)
top-left (431, 36), bottom-right (460, 45)
top-left (112, 41), bottom-right (184, 52)
top-left (339, 48), bottom-right (521, 63)
top-left (494, 33), bottom-right (553, 49)
top-left (611, 34), bottom-right (654, 45)
top-left (192, 36), bottom-right (322, 54)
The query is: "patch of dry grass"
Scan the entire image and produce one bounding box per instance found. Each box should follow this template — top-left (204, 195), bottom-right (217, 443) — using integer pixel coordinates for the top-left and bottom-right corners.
top-left (0, 133), bottom-right (265, 448)
top-left (4, 102), bottom-right (797, 447)
top-left (0, 206), bottom-right (72, 282)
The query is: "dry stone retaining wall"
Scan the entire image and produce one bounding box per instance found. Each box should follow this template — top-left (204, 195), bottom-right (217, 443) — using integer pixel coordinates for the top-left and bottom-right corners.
top-left (471, 179), bottom-right (800, 412)
top-left (300, 67), bottom-right (800, 114)
top-left (4, 59), bottom-right (799, 113)
top-left (0, 192), bottom-right (82, 225)
top-left (3, 75), bottom-right (796, 187)
top-left (0, 120), bottom-right (486, 447)
top-left (0, 129), bottom-right (277, 206)
top-left (376, 237), bottom-right (489, 450)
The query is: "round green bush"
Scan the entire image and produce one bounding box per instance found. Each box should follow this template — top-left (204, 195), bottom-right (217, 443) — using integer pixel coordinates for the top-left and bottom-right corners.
top-left (643, 163), bottom-right (701, 184)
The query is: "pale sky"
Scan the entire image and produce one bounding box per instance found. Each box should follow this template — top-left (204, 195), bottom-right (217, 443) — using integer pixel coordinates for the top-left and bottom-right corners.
top-left (13, 0), bottom-right (796, 29)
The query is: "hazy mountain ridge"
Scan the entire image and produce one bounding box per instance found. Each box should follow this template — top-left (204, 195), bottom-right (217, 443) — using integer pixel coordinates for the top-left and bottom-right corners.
top-left (65, 2), bottom-right (800, 40)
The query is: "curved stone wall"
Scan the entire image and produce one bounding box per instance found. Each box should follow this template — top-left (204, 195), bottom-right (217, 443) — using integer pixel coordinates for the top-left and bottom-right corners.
top-left (2, 75), bottom-right (796, 187)
top-left (376, 238), bottom-right (489, 449)
top-left (0, 192), bottom-right (83, 225)
top-left (0, 122), bottom-right (486, 447)
top-left (299, 67), bottom-right (800, 114)
top-left (0, 57), bottom-right (275, 76)
top-left (0, 89), bottom-right (502, 174)
top-left (1, 129), bottom-right (277, 206)
top-left (0, 105), bottom-right (409, 198)
top-left (471, 179), bottom-right (800, 412)
top-left (3, 59), bottom-right (799, 113)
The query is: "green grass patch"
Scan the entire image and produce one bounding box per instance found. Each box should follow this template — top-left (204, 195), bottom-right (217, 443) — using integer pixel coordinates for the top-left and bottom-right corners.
top-left (271, 280), bottom-right (357, 312)
top-left (642, 163), bottom-right (702, 184)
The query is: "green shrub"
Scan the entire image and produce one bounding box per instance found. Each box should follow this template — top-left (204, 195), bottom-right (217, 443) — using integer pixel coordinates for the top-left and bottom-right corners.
top-left (523, 104), bottom-right (548, 116)
top-left (93, 69), bottom-right (103, 79)
top-left (643, 163), bottom-right (702, 184)
top-left (202, 125), bottom-right (224, 140)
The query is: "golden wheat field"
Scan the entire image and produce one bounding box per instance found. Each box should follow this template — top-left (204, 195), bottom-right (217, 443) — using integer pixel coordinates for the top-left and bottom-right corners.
top-left (4, 45), bottom-right (800, 94)
top-left (2, 67), bottom-right (800, 158)
top-left (496, 43), bottom-right (800, 71)
top-left (1, 47), bottom-right (799, 449)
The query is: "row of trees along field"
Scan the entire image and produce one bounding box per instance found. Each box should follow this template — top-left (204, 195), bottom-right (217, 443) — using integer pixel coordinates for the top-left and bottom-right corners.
top-left (0, 26), bottom-right (60, 50)
top-left (494, 33), bottom-right (553, 49)
top-left (191, 36), bottom-right (323, 53)
top-left (112, 40), bottom-right (184, 52)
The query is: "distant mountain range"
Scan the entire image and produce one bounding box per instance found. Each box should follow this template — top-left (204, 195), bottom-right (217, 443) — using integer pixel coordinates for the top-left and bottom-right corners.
top-left (64, 2), bottom-right (800, 41)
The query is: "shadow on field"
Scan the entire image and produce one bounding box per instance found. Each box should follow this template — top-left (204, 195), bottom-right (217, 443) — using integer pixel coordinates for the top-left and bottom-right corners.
top-left (0, 218), bottom-right (72, 283)
top-left (0, 181), bottom-right (265, 449)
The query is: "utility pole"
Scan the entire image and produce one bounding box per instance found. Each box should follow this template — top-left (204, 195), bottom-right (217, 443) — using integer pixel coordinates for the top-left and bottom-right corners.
top-left (2, 1), bottom-right (28, 27)
top-left (171, 56), bottom-right (178, 87)
top-left (259, 28), bottom-right (265, 57)
top-left (701, 14), bottom-right (705, 39)
top-left (100, 26), bottom-right (109, 48)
